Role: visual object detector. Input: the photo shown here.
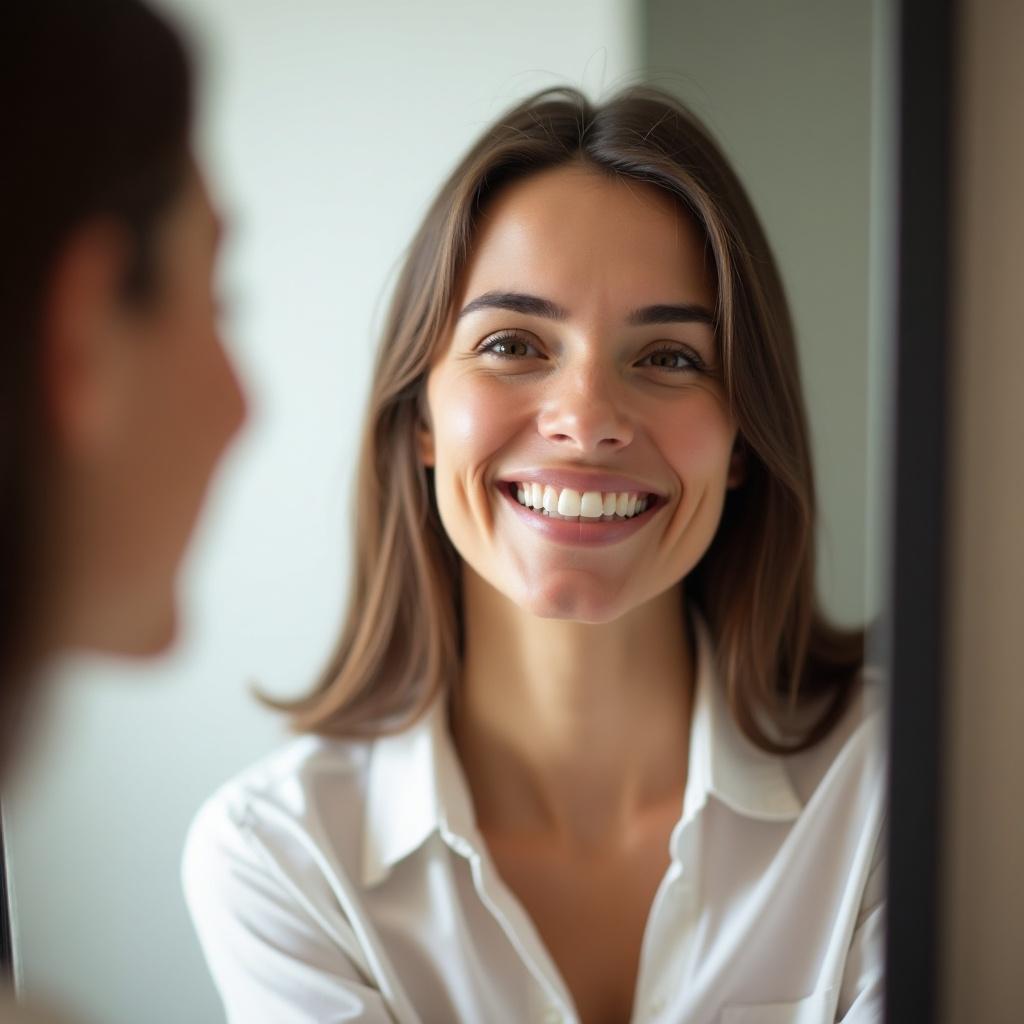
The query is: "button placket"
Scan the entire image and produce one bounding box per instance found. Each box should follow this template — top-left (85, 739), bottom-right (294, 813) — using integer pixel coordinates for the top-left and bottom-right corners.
top-left (635, 821), bottom-right (703, 1023)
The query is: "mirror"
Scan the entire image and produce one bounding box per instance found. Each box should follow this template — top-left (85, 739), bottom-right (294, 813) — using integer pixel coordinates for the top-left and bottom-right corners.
top-left (2, 1), bottom-right (892, 1021)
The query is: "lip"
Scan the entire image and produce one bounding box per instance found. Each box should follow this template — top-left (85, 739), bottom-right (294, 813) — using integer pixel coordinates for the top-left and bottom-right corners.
top-left (497, 481), bottom-right (662, 547)
top-left (498, 468), bottom-right (665, 498)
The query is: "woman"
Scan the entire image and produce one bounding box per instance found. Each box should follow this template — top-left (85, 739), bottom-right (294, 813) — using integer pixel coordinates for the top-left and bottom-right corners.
top-left (0, 0), bottom-right (245, 745)
top-left (184, 86), bottom-right (885, 1024)
top-left (1, 0), bottom-right (245, 1015)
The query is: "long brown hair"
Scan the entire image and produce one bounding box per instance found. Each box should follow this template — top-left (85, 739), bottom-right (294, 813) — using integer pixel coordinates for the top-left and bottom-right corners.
top-left (275, 85), bottom-right (865, 754)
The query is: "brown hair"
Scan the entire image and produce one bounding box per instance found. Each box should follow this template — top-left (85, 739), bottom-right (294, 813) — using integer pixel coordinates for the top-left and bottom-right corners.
top-left (275, 85), bottom-right (865, 754)
top-left (0, 0), bottom-right (192, 723)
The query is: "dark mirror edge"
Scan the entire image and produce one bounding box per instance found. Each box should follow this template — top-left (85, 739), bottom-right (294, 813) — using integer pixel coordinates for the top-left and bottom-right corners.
top-left (884, 0), bottom-right (956, 1022)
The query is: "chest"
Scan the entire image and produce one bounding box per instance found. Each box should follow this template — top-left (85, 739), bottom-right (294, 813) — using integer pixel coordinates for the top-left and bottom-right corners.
top-left (484, 827), bottom-right (675, 1024)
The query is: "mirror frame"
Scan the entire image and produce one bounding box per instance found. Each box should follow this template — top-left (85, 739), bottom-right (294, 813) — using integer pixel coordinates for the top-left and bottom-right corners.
top-left (884, 0), bottom-right (956, 1021)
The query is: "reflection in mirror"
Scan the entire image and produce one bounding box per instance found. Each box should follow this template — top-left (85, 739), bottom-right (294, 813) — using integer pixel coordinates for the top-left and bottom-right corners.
top-left (2, 2), bottom-right (887, 1023)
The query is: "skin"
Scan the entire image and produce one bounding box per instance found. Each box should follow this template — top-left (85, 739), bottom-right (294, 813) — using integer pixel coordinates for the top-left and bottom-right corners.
top-left (417, 163), bottom-right (745, 1020)
top-left (36, 164), bottom-right (246, 658)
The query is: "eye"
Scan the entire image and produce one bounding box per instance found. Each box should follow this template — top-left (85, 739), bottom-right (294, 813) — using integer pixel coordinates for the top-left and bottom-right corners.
top-left (478, 330), bottom-right (542, 360)
top-left (637, 345), bottom-right (704, 372)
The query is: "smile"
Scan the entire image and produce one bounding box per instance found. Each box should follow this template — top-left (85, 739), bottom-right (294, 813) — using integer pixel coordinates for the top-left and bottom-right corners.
top-left (497, 481), bottom-right (662, 546)
top-left (511, 481), bottom-right (651, 520)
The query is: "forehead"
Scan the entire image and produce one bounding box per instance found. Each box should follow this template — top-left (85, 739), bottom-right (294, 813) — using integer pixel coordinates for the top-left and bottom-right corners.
top-left (461, 163), bottom-right (716, 312)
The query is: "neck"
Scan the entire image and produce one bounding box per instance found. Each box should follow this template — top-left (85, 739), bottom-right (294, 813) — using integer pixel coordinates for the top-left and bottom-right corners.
top-left (451, 568), bottom-right (694, 853)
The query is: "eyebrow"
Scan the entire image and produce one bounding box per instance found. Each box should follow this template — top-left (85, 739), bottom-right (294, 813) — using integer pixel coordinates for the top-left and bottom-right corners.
top-left (457, 290), bottom-right (715, 327)
top-left (626, 303), bottom-right (716, 327)
top-left (458, 291), bottom-right (568, 321)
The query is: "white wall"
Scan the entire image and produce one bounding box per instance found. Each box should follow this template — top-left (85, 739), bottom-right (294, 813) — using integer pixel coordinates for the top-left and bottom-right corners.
top-left (5, 3), bottom-right (641, 1022)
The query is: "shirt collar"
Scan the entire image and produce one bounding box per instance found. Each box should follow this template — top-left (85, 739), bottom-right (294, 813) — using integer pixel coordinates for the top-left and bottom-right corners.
top-left (362, 602), bottom-right (802, 887)
top-left (682, 603), bottom-right (803, 826)
top-left (362, 690), bottom-right (477, 887)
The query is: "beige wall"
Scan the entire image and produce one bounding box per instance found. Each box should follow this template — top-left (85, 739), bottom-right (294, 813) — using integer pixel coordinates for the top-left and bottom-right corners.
top-left (941, 0), bottom-right (1024, 1019)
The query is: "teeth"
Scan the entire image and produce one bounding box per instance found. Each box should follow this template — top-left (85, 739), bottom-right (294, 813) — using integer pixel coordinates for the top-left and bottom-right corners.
top-left (513, 483), bottom-right (652, 520)
top-left (557, 489), bottom-right (581, 516)
top-left (580, 491), bottom-right (604, 518)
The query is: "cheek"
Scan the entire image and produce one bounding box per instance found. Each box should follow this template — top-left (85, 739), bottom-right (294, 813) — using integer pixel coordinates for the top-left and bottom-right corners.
top-left (432, 376), bottom-right (523, 475)
top-left (655, 395), bottom-right (735, 478)
top-left (137, 310), bottom-right (242, 529)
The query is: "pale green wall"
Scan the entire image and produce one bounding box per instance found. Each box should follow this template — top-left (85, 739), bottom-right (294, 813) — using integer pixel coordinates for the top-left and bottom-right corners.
top-left (644, 0), bottom-right (876, 626)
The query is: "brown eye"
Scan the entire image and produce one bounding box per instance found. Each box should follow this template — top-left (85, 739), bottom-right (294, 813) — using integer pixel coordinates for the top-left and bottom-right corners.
top-left (638, 346), bottom-right (703, 372)
top-left (479, 331), bottom-right (540, 359)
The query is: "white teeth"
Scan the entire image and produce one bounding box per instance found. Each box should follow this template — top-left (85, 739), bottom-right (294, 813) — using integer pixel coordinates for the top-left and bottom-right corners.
top-left (512, 482), bottom-right (652, 520)
top-left (580, 491), bottom-right (604, 518)
top-left (557, 489), bottom-right (581, 517)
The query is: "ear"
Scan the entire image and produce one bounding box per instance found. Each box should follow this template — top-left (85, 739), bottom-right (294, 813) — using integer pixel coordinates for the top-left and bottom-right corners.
top-left (40, 223), bottom-right (131, 457)
top-left (726, 435), bottom-right (747, 489)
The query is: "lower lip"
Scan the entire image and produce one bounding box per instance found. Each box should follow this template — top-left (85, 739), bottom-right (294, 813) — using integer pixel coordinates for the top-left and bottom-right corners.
top-left (497, 483), bottom-right (661, 547)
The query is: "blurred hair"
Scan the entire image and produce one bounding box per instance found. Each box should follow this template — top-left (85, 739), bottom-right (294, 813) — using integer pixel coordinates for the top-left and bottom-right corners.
top-left (271, 85), bottom-right (865, 754)
top-left (0, 0), bottom-right (192, 718)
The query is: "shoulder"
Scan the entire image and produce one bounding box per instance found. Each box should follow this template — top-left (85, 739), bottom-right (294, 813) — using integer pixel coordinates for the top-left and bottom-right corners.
top-left (180, 734), bottom-right (396, 1005)
top-left (785, 663), bottom-right (887, 811)
top-left (182, 732), bottom-right (375, 902)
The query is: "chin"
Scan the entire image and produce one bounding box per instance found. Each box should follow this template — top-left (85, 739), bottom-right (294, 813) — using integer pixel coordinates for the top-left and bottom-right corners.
top-left (141, 607), bottom-right (179, 656)
top-left (114, 602), bottom-right (180, 659)
top-left (517, 575), bottom-right (627, 624)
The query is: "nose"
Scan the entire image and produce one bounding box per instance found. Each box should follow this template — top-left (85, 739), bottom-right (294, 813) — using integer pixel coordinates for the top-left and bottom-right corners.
top-left (536, 363), bottom-right (634, 453)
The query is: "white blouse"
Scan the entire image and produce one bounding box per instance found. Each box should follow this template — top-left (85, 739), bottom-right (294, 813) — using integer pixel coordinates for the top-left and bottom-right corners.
top-left (182, 606), bottom-right (887, 1024)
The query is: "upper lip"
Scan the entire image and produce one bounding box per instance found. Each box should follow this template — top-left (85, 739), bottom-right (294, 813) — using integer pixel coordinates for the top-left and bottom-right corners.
top-left (498, 468), bottom-right (666, 498)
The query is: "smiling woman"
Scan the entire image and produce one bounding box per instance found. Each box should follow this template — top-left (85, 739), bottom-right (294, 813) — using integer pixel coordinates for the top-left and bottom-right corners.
top-left (419, 163), bottom-right (739, 626)
top-left (183, 87), bottom-right (884, 1024)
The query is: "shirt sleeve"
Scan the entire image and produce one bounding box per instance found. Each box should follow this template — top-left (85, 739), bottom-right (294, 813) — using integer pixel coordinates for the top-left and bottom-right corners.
top-left (835, 813), bottom-right (887, 1023)
top-left (181, 793), bottom-right (396, 1024)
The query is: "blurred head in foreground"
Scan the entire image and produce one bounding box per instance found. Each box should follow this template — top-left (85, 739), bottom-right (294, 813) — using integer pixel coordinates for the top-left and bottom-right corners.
top-left (0, 0), bottom-right (246, 763)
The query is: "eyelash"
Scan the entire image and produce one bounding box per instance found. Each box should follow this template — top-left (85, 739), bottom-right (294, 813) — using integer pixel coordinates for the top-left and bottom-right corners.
top-left (478, 331), bottom-right (705, 372)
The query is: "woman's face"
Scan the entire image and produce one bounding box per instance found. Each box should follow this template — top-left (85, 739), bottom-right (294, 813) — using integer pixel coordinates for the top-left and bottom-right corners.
top-left (419, 163), bottom-right (743, 624)
top-left (47, 165), bottom-right (247, 655)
